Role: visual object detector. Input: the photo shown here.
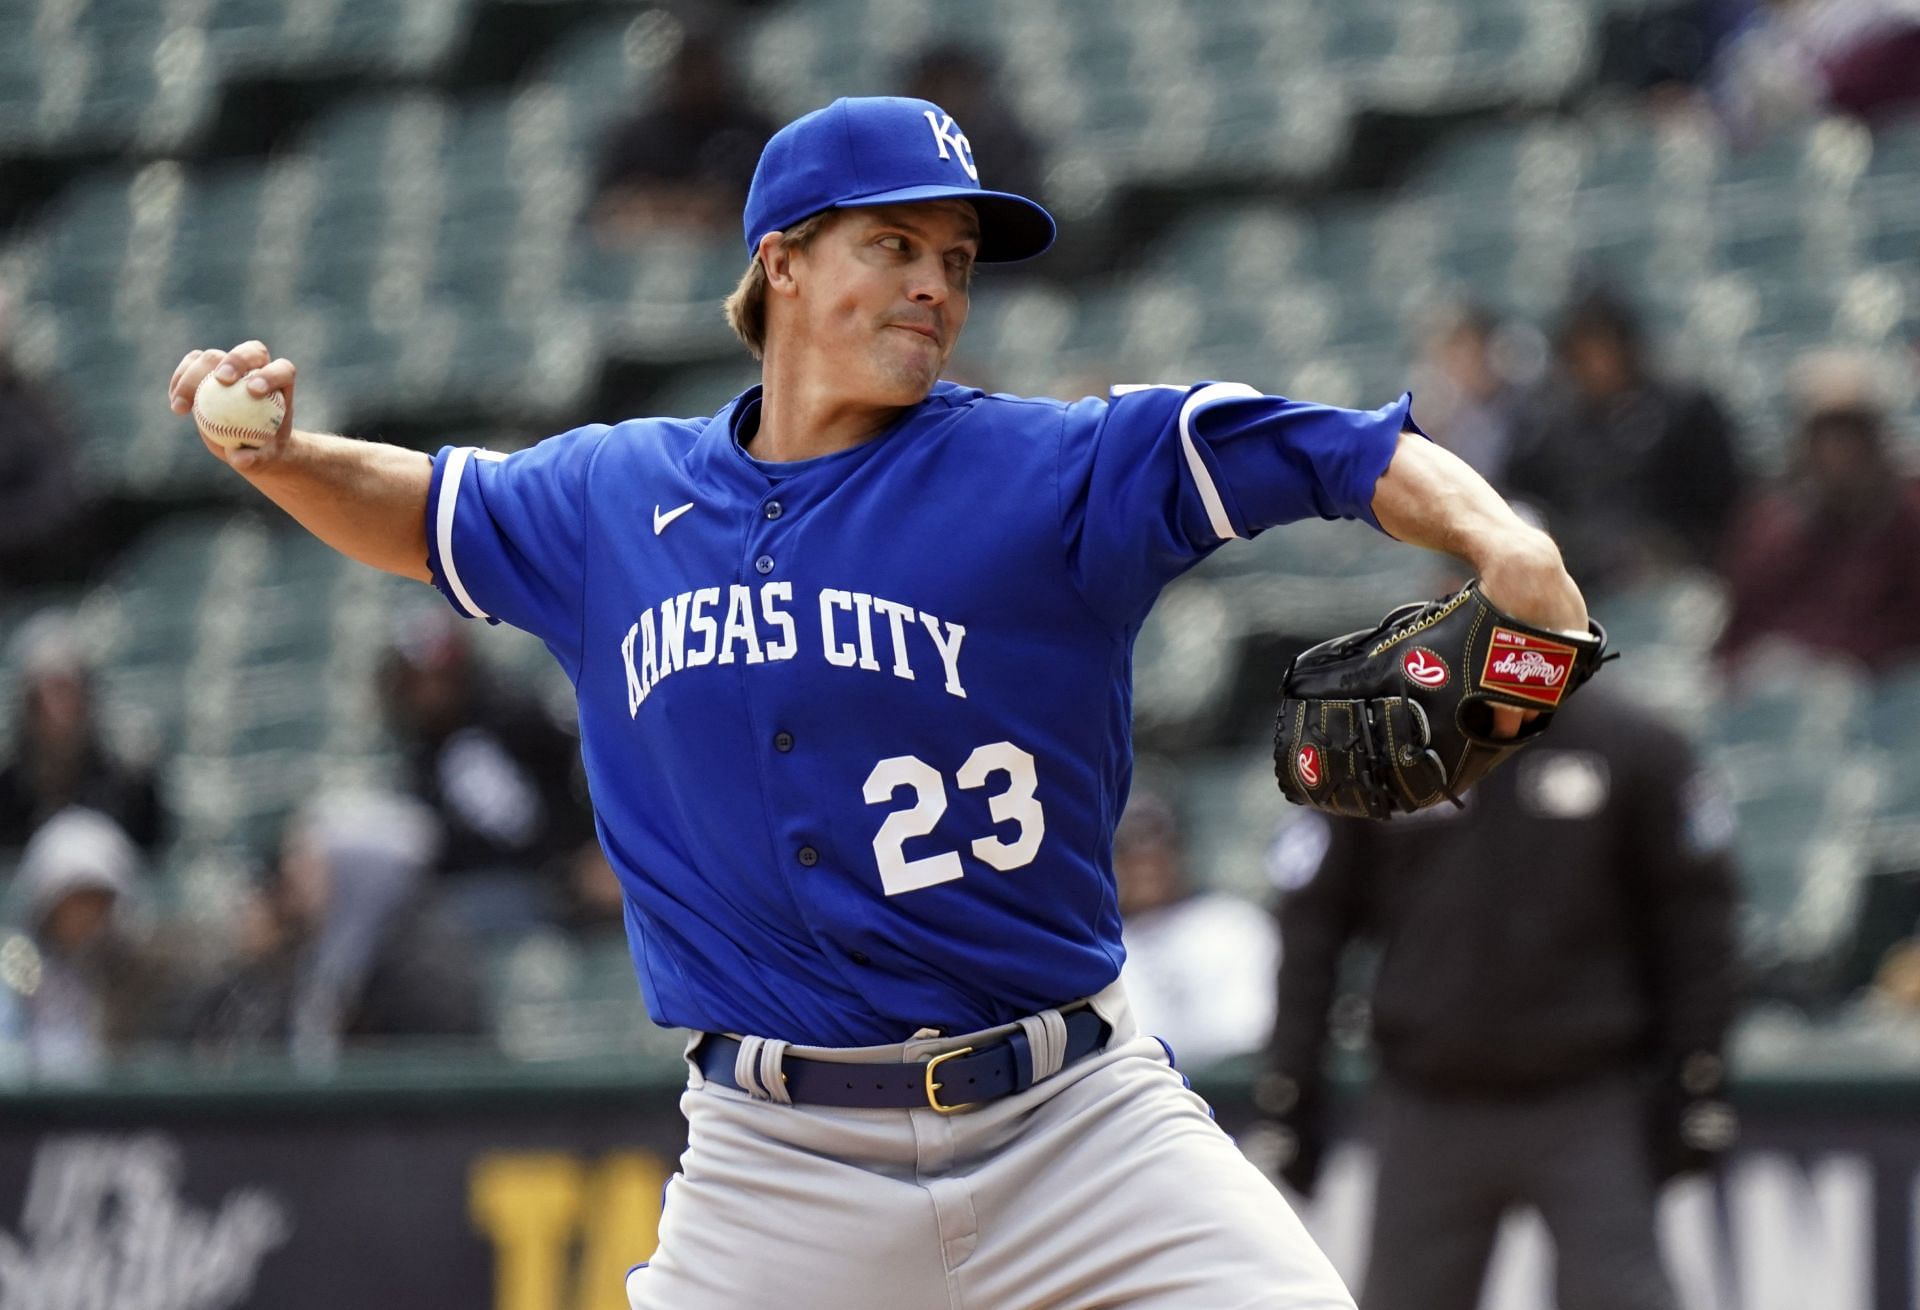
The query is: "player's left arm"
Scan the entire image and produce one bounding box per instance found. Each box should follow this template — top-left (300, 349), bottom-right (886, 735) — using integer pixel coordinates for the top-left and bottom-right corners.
top-left (1369, 431), bottom-right (1588, 636)
top-left (1058, 383), bottom-right (1586, 664)
top-left (1369, 432), bottom-right (1589, 737)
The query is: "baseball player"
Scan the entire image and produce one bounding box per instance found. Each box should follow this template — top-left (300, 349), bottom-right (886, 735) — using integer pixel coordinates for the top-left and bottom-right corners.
top-left (165, 96), bottom-right (1588, 1309)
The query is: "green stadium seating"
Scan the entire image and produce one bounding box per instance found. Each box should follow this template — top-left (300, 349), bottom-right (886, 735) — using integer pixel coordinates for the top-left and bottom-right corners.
top-left (1169, 746), bottom-right (1297, 902)
top-left (534, 11), bottom-right (677, 125)
top-left (644, 363), bottom-right (761, 422)
top-left (3, 0), bottom-right (1918, 1017)
top-left (1868, 669), bottom-right (1920, 758)
top-left (490, 928), bottom-right (683, 1064)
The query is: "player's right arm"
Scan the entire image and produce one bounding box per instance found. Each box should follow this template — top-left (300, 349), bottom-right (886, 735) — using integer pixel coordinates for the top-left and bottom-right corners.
top-left (166, 340), bottom-right (433, 582)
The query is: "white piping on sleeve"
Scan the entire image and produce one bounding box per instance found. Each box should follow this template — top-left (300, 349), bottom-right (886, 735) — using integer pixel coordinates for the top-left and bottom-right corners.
top-left (1176, 382), bottom-right (1260, 542)
top-left (437, 447), bottom-right (492, 620)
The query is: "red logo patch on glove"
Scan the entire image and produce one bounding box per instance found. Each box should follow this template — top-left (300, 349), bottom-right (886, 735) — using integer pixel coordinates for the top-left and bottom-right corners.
top-left (1402, 647), bottom-right (1449, 688)
top-left (1479, 628), bottom-right (1579, 707)
top-left (1296, 744), bottom-right (1323, 789)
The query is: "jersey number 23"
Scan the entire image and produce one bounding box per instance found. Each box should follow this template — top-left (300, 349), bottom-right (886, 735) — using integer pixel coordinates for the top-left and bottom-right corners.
top-left (862, 741), bottom-right (1044, 895)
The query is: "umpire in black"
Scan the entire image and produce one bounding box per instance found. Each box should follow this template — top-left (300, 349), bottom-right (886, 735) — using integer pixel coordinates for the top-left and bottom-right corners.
top-left (1261, 684), bottom-right (1742, 1310)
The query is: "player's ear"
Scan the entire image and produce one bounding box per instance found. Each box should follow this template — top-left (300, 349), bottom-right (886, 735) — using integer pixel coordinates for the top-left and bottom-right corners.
top-left (761, 232), bottom-right (801, 299)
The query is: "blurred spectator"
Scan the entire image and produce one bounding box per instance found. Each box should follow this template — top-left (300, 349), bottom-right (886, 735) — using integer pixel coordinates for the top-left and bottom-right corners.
top-left (189, 793), bottom-right (484, 1062)
top-left (589, 31), bottom-right (775, 243)
top-left (3, 809), bottom-right (180, 1078)
top-left (899, 43), bottom-right (1045, 207)
top-left (1875, 932), bottom-right (1920, 1010)
top-left (1263, 687), bottom-right (1741, 1310)
top-left (1406, 302), bottom-right (1526, 480)
top-left (379, 610), bottom-right (597, 940)
top-left (1594, 0), bottom-right (1753, 102)
top-left (1717, 351), bottom-right (1920, 672)
top-left (1711, 0), bottom-right (1920, 138)
top-left (1599, 0), bottom-right (1920, 134)
top-left (0, 286), bottom-right (100, 592)
top-left (1504, 288), bottom-right (1744, 595)
top-left (1115, 790), bottom-right (1280, 1069)
top-left (0, 612), bottom-right (166, 856)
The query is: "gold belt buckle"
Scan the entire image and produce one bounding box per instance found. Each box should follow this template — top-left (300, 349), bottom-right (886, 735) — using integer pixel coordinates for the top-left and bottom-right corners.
top-left (923, 1046), bottom-right (975, 1114)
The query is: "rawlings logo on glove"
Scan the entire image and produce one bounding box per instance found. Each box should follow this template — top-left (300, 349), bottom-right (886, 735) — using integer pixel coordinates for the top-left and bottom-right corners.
top-left (1402, 648), bottom-right (1449, 688)
top-left (1481, 629), bottom-right (1580, 703)
top-left (1273, 580), bottom-right (1609, 819)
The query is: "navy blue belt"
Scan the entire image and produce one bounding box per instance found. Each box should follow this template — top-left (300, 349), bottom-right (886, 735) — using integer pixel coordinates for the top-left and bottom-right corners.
top-left (697, 1008), bottom-right (1111, 1113)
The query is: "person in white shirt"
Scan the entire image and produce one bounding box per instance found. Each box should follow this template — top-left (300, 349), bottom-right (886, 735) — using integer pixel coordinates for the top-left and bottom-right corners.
top-left (1116, 789), bottom-right (1281, 1069)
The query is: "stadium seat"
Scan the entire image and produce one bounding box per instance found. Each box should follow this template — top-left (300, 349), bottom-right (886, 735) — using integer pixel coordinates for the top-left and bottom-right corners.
top-left (1867, 667), bottom-right (1920, 757)
top-left (1131, 576), bottom-right (1240, 739)
top-left (1719, 740), bottom-right (1879, 968)
top-left (491, 929), bottom-right (684, 1066)
top-left (1713, 656), bottom-right (1870, 754)
top-left (644, 363), bottom-right (761, 422)
top-left (530, 11), bottom-right (673, 144)
top-left (1171, 746), bottom-right (1298, 902)
top-left (585, 234), bottom-right (747, 361)
top-left (1151, 206), bottom-right (1317, 297)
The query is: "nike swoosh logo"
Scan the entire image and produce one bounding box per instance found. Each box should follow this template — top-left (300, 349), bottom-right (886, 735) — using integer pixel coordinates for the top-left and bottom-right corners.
top-left (653, 502), bottom-right (694, 535)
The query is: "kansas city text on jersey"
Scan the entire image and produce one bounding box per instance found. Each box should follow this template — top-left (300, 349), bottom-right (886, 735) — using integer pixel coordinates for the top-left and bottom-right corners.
top-left (620, 581), bottom-right (969, 716)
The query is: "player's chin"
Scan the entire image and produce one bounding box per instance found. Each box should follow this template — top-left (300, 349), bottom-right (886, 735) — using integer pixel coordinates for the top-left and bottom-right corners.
top-left (870, 347), bottom-right (944, 401)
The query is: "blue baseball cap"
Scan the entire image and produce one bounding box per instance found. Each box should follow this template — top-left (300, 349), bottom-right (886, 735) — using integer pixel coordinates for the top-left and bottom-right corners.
top-left (743, 96), bottom-right (1056, 263)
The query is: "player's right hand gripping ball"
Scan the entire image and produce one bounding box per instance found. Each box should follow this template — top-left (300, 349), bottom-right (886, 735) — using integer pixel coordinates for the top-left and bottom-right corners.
top-left (192, 372), bottom-right (285, 450)
top-left (1273, 579), bottom-right (1609, 819)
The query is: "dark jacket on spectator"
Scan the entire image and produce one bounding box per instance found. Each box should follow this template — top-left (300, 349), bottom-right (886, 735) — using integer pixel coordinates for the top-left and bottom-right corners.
top-left (0, 361), bottom-right (98, 589)
top-left (1504, 380), bottom-right (1743, 594)
top-left (398, 680), bottom-right (593, 881)
top-left (0, 737), bottom-right (165, 855)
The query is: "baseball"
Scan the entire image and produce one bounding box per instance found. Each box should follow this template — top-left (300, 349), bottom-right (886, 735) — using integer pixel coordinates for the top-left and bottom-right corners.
top-left (192, 372), bottom-right (285, 449)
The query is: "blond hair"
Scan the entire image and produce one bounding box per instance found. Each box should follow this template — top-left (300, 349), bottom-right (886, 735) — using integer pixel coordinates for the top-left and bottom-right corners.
top-left (723, 211), bottom-right (836, 361)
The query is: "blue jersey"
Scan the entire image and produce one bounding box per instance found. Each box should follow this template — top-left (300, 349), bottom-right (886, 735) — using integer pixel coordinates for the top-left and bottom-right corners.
top-left (425, 380), bottom-right (1414, 1046)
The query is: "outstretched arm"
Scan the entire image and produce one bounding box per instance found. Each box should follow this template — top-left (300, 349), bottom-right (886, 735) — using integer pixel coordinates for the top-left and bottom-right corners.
top-left (166, 341), bottom-right (433, 581)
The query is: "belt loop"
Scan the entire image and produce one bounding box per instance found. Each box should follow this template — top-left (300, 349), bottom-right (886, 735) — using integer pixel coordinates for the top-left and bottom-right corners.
top-left (733, 1036), bottom-right (792, 1104)
top-left (684, 1032), bottom-right (710, 1090)
top-left (1086, 977), bottom-right (1137, 1043)
top-left (735, 1035), bottom-right (769, 1099)
top-left (1016, 1010), bottom-right (1069, 1082)
top-left (757, 1038), bottom-right (792, 1105)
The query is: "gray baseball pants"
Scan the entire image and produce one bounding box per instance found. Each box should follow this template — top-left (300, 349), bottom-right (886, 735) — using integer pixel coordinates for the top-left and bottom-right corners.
top-left (1360, 1072), bottom-right (1678, 1310)
top-left (627, 983), bottom-right (1354, 1310)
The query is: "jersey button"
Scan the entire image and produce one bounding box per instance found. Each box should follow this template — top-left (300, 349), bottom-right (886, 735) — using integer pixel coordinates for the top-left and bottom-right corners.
top-left (764, 501), bottom-right (783, 520)
top-left (797, 845), bottom-right (819, 867)
top-left (754, 554), bottom-right (774, 575)
top-left (774, 731), bottom-right (794, 752)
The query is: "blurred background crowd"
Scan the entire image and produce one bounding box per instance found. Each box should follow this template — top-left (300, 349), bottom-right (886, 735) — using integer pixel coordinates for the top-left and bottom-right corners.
top-left (0, 0), bottom-right (1916, 1126)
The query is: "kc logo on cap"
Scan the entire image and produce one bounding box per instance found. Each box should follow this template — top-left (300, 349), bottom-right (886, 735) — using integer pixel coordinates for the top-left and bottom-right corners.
top-left (743, 96), bottom-right (1055, 264)
top-left (922, 111), bottom-right (978, 181)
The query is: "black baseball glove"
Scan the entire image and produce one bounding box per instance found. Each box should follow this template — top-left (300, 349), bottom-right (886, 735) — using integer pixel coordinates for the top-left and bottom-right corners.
top-left (1273, 579), bottom-right (1609, 819)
